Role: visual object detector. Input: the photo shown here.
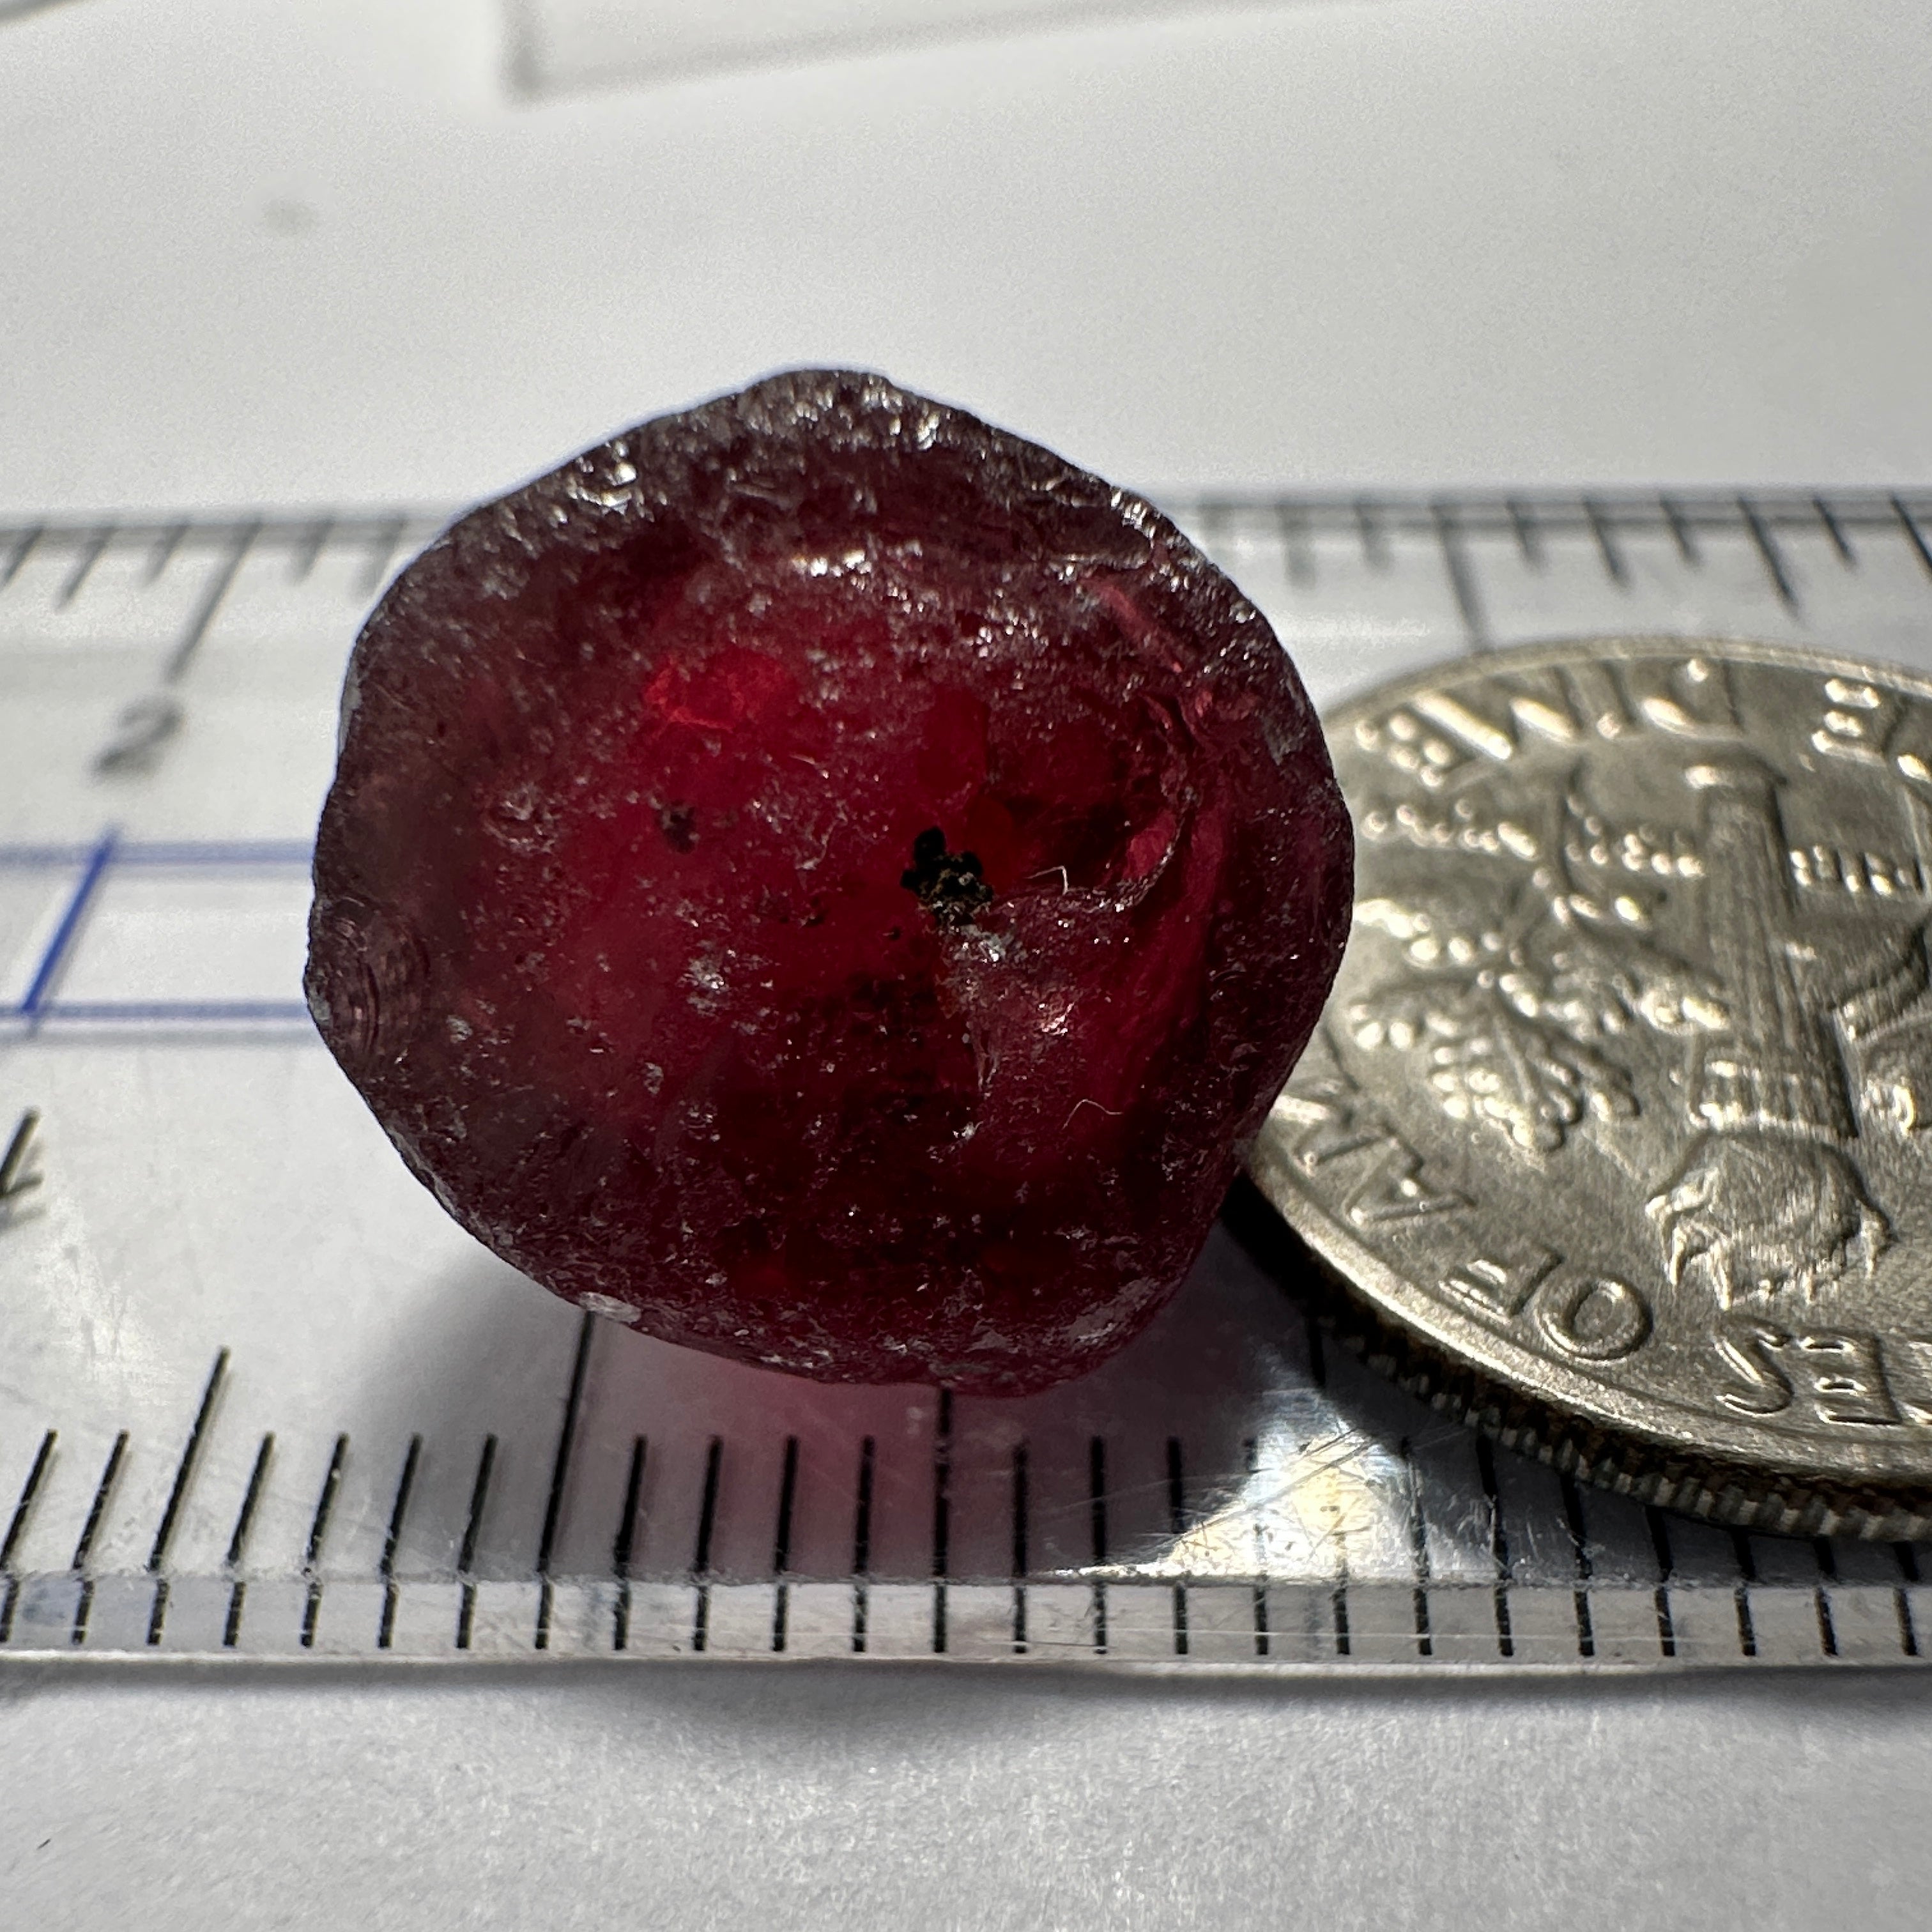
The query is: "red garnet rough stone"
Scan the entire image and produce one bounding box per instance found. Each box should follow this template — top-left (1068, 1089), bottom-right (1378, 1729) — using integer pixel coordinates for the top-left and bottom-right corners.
top-left (306, 371), bottom-right (1351, 1394)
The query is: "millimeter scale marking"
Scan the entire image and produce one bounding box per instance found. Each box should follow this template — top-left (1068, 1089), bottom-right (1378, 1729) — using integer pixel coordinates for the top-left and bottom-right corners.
top-left (2, 493), bottom-right (1932, 1666)
top-left (0, 1324), bottom-right (1924, 1668)
top-left (161, 519), bottom-right (259, 684)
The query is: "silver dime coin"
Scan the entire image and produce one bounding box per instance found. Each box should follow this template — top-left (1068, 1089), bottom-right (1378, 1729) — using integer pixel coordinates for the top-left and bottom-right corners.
top-left (1250, 636), bottom-right (1932, 1538)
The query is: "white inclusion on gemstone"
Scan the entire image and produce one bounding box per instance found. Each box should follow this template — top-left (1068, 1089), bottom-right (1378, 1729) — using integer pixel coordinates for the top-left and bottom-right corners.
top-left (447, 1015), bottom-right (473, 1041)
top-left (580, 1293), bottom-right (641, 1326)
top-left (684, 953), bottom-right (728, 1010)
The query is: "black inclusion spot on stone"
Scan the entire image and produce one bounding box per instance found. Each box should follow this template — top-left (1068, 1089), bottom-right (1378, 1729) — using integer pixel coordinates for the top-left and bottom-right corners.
top-left (901, 827), bottom-right (994, 929)
top-left (658, 802), bottom-right (697, 852)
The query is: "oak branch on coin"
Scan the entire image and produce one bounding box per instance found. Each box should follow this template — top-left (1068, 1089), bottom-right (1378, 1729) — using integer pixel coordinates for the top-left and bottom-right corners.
top-left (305, 372), bottom-right (1353, 1394)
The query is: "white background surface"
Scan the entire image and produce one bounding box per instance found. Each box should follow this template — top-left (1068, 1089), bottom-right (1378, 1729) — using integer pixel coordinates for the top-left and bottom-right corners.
top-left (4, 0), bottom-right (1932, 514)
top-left (3, 1660), bottom-right (1931, 1930)
top-left (5, 1), bottom-right (1932, 1926)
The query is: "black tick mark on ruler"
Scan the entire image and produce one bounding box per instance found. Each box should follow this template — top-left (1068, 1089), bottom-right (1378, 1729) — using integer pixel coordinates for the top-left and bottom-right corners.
top-left (1243, 1437), bottom-right (1269, 1660)
top-left (164, 523), bottom-right (259, 685)
top-left (1730, 1529), bottom-right (1759, 1660)
top-left (0, 1110), bottom-right (42, 1207)
top-left (1276, 503), bottom-right (1315, 587)
top-left (770, 1436), bottom-right (800, 1654)
top-left (1738, 496), bottom-right (1798, 610)
top-left (1167, 1437), bottom-right (1190, 1658)
top-left (1660, 495), bottom-right (1699, 565)
top-left (291, 518), bottom-right (333, 583)
top-left (852, 1434), bottom-right (875, 1655)
top-left (358, 517), bottom-right (406, 599)
top-left (1893, 496), bottom-right (1932, 581)
top-left (610, 1435), bottom-right (644, 1654)
top-left (1646, 1505), bottom-right (1678, 1659)
top-left (1505, 498), bottom-right (1543, 569)
top-left (378, 1436), bottom-right (423, 1651)
top-left (1432, 500), bottom-right (1490, 650)
top-left (689, 1437), bottom-right (723, 1653)
top-left (1088, 1434), bottom-right (1108, 1655)
top-left (931, 1389), bottom-right (953, 1655)
top-left (300, 1435), bottom-right (349, 1651)
top-left (0, 1432), bottom-right (57, 1645)
top-left (222, 1433), bottom-right (275, 1649)
top-left (1813, 1537), bottom-right (1840, 1660)
top-left (1008, 1439), bottom-right (1029, 1655)
top-left (1814, 496), bottom-right (1856, 565)
top-left (1893, 1542), bottom-right (1920, 1659)
top-left (56, 526), bottom-right (114, 609)
top-left (1558, 1475), bottom-right (1595, 1661)
top-left (458, 1434), bottom-right (500, 1652)
top-left (0, 525), bottom-right (43, 590)
top-left (1475, 1436), bottom-right (1514, 1660)
top-left (1402, 1438), bottom-right (1432, 1660)
top-left (535, 1312), bottom-right (595, 1652)
top-left (146, 1351), bottom-right (229, 1645)
top-left (142, 521), bottom-right (187, 585)
top-left (70, 1432), bottom-right (129, 1648)
top-left (1583, 498), bottom-right (1627, 585)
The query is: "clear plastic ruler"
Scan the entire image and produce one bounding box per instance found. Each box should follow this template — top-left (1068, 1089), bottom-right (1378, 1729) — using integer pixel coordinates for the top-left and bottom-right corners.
top-left (3, 491), bottom-right (1931, 1672)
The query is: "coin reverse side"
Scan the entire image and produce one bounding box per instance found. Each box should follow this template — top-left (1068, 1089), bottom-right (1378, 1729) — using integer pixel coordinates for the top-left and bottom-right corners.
top-left (1251, 636), bottom-right (1932, 1538)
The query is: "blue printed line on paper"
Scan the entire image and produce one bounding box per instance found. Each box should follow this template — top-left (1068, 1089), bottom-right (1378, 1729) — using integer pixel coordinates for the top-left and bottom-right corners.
top-left (0, 841), bottom-right (312, 870)
top-left (17, 829), bottom-right (118, 1020)
top-left (0, 1000), bottom-right (314, 1032)
top-left (27, 1001), bottom-right (312, 1023)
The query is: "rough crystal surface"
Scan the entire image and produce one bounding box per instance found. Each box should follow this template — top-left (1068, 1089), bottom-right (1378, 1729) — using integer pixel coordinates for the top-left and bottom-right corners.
top-left (306, 371), bottom-right (1352, 1393)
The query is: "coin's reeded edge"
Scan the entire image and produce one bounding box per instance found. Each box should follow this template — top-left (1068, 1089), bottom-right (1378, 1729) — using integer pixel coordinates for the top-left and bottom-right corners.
top-left (1227, 1174), bottom-right (1932, 1541)
top-left (1246, 1116), bottom-right (1932, 1486)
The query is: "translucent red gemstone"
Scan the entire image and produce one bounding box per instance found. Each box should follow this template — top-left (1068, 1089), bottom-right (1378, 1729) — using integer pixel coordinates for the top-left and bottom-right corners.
top-left (305, 371), bottom-right (1351, 1393)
